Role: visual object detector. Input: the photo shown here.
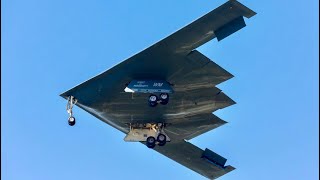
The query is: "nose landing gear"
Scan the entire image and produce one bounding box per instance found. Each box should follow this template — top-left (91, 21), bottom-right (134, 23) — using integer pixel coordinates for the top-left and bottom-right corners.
top-left (68, 116), bottom-right (76, 126)
top-left (66, 96), bottom-right (77, 126)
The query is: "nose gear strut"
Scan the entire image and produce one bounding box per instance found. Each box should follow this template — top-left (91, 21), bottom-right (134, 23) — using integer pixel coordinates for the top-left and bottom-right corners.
top-left (66, 96), bottom-right (77, 126)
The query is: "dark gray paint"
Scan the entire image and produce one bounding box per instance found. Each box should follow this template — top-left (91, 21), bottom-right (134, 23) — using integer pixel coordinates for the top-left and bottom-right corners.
top-left (202, 148), bottom-right (227, 167)
top-left (215, 16), bottom-right (246, 41)
top-left (60, 0), bottom-right (256, 179)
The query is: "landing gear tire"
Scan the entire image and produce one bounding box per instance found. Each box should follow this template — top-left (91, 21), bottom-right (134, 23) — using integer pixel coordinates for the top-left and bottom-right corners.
top-left (68, 116), bottom-right (76, 126)
top-left (159, 93), bottom-right (169, 105)
top-left (146, 136), bottom-right (156, 148)
top-left (157, 133), bottom-right (167, 146)
top-left (148, 94), bottom-right (158, 107)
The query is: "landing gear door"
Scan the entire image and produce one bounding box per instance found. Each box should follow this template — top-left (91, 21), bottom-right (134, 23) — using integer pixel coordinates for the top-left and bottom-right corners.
top-left (124, 80), bottom-right (174, 93)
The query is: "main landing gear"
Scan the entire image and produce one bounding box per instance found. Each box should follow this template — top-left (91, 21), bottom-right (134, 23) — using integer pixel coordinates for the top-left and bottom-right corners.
top-left (66, 96), bottom-right (77, 126)
top-left (146, 132), bottom-right (167, 148)
top-left (146, 136), bottom-right (156, 148)
top-left (124, 123), bottom-right (171, 148)
top-left (148, 93), bottom-right (169, 107)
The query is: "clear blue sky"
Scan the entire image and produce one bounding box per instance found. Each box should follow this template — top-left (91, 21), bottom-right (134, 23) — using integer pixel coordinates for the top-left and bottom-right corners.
top-left (2, 0), bottom-right (319, 179)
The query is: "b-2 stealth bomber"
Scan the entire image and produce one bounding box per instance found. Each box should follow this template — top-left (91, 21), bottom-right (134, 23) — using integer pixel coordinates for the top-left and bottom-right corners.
top-left (60, 0), bottom-right (256, 179)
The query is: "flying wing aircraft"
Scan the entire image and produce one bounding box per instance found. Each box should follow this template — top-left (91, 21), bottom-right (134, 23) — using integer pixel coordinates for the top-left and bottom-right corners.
top-left (60, 0), bottom-right (256, 179)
